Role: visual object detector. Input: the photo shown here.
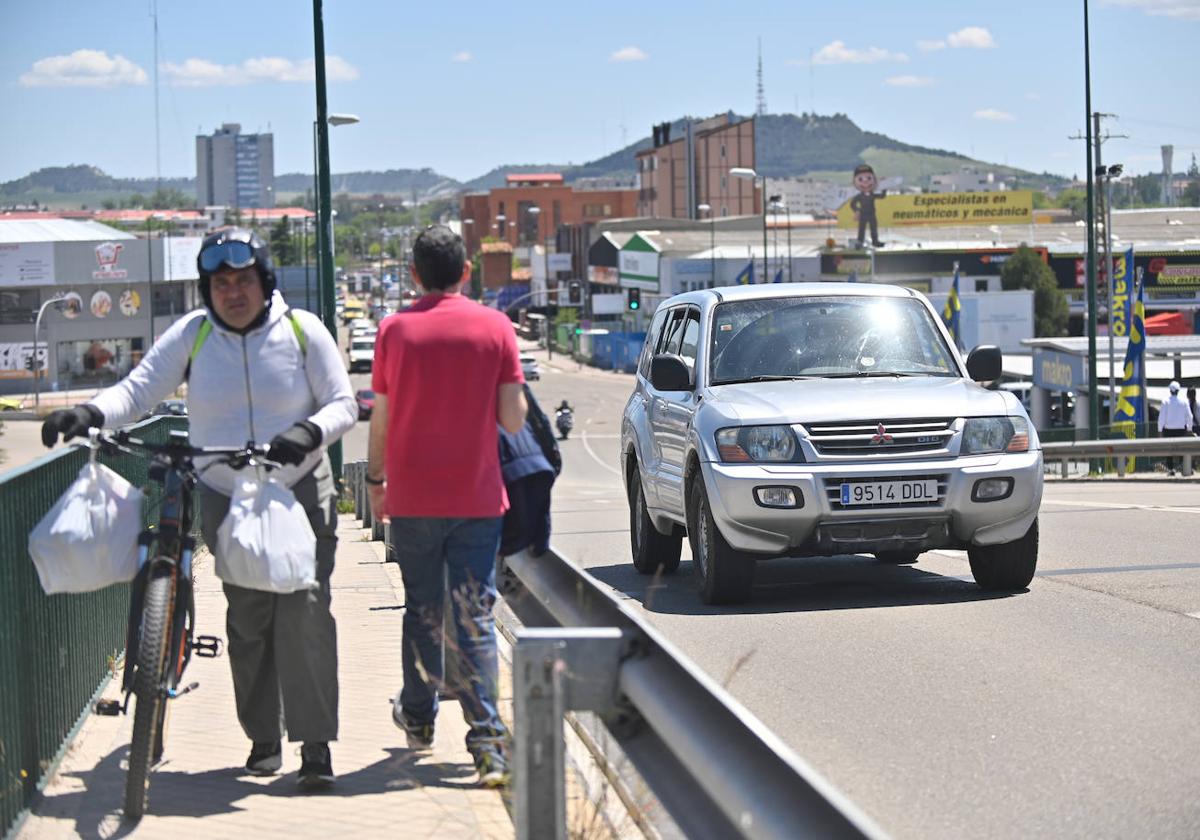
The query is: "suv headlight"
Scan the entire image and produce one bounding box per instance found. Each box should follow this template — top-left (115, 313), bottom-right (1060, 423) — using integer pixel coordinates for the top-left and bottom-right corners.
top-left (962, 416), bottom-right (1030, 454)
top-left (716, 426), bottom-right (802, 463)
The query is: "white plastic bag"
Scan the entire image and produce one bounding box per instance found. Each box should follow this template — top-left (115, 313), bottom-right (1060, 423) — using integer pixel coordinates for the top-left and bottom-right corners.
top-left (28, 462), bottom-right (145, 594)
top-left (216, 471), bottom-right (316, 593)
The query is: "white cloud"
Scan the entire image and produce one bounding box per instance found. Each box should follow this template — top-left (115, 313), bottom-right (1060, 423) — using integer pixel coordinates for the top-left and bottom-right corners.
top-left (812, 40), bottom-right (908, 65)
top-left (451, 51), bottom-right (472, 63)
top-left (947, 26), bottom-right (996, 49)
top-left (1103, 0), bottom-right (1200, 20)
top-left (609, 46), bottom-right (648, 62)
top-left (885, 75), bottom-right (934, 87)
top-left (162, 55), bottom-right (359, 87)
top-left (974, 108), bottom-right (1015, 122)
top-left (1025, 92), bottom-right (1041, 101)
top-left (917, 39), bottom-right (947, 51)
top-left (19, 49), bottom-right (147, 87)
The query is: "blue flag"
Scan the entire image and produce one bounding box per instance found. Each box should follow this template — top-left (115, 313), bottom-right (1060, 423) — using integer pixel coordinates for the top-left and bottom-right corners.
top-left (773, 268), bottom-right (784, 283)
top-left (734, 261), bottom-right (755, 285)
top-left (942, 263), bottom-right (962, 347)
top-left (1112, 271), bottom-right (1146, 438)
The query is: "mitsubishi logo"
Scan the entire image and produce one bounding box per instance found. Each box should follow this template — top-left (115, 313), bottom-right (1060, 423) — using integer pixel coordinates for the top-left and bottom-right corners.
top-left (870, 423), bottom-right (893, 445)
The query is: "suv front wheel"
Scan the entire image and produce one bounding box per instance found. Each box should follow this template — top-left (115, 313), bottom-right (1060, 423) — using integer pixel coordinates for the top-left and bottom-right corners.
top-left (628, 465), bottom-right (682, 575)
top-left (687, 479), bottom-right (755, 605)
top-left (968, 518), bottom-right (1039, 590)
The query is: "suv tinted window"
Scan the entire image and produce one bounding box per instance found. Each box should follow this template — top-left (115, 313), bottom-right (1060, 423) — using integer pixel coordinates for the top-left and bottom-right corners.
top-left (661, 309), bottom-right (687, 355)
top-left (678, 308), bottom-right (701, 369)
top-left (639, 307), bottom-right (670, 377)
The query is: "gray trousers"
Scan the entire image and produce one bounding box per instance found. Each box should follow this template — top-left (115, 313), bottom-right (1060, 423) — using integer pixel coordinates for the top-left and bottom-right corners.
top-left (199, 456), bottom-right (339, 744)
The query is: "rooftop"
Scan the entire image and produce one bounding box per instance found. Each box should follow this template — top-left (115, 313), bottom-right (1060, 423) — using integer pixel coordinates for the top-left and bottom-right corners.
top-left (0, 218), bottom-right (135, 244)
top-left (504, 173), bottom-right (564, 185)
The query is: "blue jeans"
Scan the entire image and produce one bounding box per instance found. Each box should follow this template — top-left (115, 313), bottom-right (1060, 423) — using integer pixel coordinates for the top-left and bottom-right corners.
top-left (390, 516), bottom-right (507, 755)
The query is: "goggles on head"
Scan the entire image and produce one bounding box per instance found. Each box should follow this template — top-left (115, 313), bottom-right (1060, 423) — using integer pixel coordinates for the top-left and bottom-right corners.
top-left (199, 240), bottom-right (256, 273)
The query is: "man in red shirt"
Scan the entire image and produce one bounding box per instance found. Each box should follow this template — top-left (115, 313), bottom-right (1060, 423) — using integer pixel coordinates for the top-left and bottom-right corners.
top-left (367, 225), bottom-right (526, 787)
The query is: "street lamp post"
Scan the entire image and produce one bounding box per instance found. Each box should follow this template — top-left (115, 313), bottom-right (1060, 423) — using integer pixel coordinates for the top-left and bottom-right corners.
top-left (527, 206), bottom-right (552, 360)
top-left (1100, 163), bottom-right (1123, 424)
top-left (311, 112), bottom-right (361, 318)
top-left (769, 195), bottom-right (782, 283)
top-left (697, 203), bottom-right (713, 288)
top-left (730, 167), bottom-right (766, 283)
top-left (1083, 0), bottom-right (1099, 440)
top-left (33, 296), bottom-right (67, 412)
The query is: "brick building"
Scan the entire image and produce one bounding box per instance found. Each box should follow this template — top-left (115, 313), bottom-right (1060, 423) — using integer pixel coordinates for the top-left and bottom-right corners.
top-left (635, 114), bottom-right (759, 220)
top-left (459, 173), bottom-right (637, 259)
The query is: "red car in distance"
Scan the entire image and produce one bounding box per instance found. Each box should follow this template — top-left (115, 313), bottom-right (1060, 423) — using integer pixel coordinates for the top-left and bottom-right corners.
top-left (355, 389), bottom-right (375, 420)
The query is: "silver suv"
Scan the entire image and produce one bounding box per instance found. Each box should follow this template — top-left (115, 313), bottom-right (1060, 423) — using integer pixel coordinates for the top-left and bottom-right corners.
top-left (621, 283), bottom-right (1043, 605)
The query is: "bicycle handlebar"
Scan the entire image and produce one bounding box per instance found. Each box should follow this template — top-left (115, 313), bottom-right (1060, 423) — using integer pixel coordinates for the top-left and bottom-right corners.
top-left (88, 428), bottom-right (283, 472)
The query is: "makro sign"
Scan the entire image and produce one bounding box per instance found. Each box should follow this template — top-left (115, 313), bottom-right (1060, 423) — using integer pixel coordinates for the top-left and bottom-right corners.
top-left (1109, 250), bottom-right (1133, 338)
top-left (837, 190), bottom-right (1034, 229)
top-left (1033, 348), bottom-right (1087, 393)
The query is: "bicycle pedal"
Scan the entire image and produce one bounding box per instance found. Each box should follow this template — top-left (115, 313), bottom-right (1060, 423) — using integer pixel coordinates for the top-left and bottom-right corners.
top-left (168, 681), bottom-right (200, 699)
top-left (192, 635), bottom-right (223, 658)
top-left (94, 699), bottom-right (124, 716)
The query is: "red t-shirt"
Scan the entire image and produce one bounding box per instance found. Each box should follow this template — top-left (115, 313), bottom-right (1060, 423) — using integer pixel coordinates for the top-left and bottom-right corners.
top-left (372, 293), bottom-right (523, 517)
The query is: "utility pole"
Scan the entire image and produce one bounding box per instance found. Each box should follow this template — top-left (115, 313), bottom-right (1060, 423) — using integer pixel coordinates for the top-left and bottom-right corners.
top-left (1083, 0), bottom-right (1098, 442)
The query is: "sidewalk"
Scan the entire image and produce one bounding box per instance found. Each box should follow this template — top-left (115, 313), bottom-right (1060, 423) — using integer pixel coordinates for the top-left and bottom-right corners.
top-left (18, 514), bottom-right (513, 840)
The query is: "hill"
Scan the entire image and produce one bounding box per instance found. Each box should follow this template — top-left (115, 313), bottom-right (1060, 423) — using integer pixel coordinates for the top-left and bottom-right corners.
top-left (1, 113), bottom-right (1068, 208)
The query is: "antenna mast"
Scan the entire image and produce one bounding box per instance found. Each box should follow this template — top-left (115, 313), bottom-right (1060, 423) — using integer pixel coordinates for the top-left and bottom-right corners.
top-left (756, 38), bottom-right (767, 117)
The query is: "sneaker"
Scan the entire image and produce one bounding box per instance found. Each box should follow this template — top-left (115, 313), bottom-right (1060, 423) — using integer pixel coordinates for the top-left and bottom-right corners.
top-left (473, 750), bottom-right (510, 788)
top-left (392, 697), bottom-right (434, 751)
top-left (245, 740), bottom-right (282, 776)
top-left (297, 742), bottom-right (335, 789)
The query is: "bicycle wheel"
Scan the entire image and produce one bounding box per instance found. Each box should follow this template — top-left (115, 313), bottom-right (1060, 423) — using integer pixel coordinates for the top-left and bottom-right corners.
top-left (124, 563), bottom-right (175, 820)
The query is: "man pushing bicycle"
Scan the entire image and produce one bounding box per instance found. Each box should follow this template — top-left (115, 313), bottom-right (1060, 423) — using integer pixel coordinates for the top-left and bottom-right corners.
top-left (42, 228), bottom-right (356, 789)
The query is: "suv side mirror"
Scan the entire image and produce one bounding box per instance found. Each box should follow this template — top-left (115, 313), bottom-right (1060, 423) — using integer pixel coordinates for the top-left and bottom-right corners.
top-left (650, 354), bottom-right (693, 391)
top-left (966, 345), bottom-right (1002, 383)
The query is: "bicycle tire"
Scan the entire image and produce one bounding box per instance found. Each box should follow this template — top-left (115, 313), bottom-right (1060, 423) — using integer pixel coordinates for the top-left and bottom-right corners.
top-left (124, 563), bottom-right (175, 820)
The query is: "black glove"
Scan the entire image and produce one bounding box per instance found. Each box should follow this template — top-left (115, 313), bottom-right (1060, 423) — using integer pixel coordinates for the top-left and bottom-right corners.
top-left (268, 421), bottom-right (322, 466)
top-left (41, 404), bottom-right (104, 448)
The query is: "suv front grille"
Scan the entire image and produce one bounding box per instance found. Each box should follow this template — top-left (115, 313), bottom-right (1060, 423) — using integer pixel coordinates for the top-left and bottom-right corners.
top-left (804, 418), bottom-right (954, 458)
top-left (824, 473), bottom-right (950, 511)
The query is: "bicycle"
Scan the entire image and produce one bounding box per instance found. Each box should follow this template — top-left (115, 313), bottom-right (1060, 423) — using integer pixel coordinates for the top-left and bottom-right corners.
top-left (88, 427), bottom-right (277, 819)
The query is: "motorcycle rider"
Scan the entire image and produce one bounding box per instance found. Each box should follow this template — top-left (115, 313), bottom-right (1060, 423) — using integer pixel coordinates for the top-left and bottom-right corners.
top-left (555, 399), bottom-right (574, 439)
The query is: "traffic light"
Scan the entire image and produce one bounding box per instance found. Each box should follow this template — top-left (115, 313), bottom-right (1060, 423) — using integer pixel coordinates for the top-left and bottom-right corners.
top-left (567, 281), bottom-right (582, 306)
top-left (626, 287), bottom-right (641, 311)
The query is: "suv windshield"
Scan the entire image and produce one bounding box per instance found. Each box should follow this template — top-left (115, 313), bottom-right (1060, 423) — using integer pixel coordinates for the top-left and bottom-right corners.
top-left (710, 296), bottom-right (958, 385)
top-left (351, 339), bottom-right (375, 351)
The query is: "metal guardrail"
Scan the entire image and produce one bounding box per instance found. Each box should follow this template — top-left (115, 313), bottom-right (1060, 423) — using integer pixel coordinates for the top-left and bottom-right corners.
top-left (0, 416), bottom-right (187, 839)
top-left (345, 460), bottom-right (886, 840)
top-left (1041, 436), bottom-right (1200, 477)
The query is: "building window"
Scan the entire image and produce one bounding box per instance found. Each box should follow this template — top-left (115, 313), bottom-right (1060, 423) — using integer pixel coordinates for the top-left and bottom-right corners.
top-left (721, 206), bottom-right (728, 217)
top-left (720, 175), bottom-right (726, 191)
top-left (56, 337), bottom-right (142, 388)
top-left (720, 144), bottom-right (726, 158)
top-left (0, 289), bottom-right (40, 325)
top-left (153, 284), bottom-right (185, 317)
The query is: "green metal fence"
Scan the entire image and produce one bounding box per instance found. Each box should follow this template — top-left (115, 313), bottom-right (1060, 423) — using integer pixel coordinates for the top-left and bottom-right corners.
top-left (0, 417), bottom-right (186, 838)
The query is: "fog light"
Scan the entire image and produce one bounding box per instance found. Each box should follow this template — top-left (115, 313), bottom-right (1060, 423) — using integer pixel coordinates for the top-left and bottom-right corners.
top-left (754, 486), bottom-right (802, 508)
top-left (972, 478), bottom-right (1013, 502)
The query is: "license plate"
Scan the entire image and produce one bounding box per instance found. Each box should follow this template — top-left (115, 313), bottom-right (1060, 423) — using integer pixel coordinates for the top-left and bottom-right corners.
top-left (840, 479), bottom-right (938, 506)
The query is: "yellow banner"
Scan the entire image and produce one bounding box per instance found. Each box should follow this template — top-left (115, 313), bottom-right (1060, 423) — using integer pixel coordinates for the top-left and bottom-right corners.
top-left (837, 190), bottom-right (1034, 228)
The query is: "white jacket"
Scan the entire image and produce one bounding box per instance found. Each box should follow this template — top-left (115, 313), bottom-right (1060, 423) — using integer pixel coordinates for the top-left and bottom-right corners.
top-left (89, 292), bottom-right (357, 494)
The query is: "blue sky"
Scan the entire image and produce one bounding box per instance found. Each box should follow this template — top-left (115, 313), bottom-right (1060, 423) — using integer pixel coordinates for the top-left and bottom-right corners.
top-left (2, 0), bottom-right (1198, 185)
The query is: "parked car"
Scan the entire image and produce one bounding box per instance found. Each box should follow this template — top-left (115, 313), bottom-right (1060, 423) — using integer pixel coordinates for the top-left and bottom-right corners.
top-left (0, 396), bottom-right (25, 411)
top-left (140, 398), bottom-right (187, 421)
top-left (621, 283), bottom-right (1043, 605)
top-left (355, 389), bottom-right (376, 420)
top-left (520, 355), bottom-right (541, 381)
top-left (348, 336), bottom-right (376, 373)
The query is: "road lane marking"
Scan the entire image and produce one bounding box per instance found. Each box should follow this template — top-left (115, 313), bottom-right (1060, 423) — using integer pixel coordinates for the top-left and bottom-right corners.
top-left (581, 429), bottom-right (623, 477)
top-left (1042, 499), bottom-right (1200, 515)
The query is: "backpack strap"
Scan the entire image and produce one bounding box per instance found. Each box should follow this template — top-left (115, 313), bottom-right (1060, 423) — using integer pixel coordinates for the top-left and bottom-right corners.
top-left (183, 317), bottom-right (213, 382)
top-left (183, 310), bottom-right (307, 381)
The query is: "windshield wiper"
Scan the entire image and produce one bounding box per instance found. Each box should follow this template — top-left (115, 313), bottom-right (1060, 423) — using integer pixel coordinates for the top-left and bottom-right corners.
top-left (822, 371), bottom-right (919, 379)
top-left (714, 374), bottom-right (814, 385)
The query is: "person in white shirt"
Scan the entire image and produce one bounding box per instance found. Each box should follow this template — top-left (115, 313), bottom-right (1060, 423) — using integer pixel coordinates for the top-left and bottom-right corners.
top-left (1157, 381), bottom-right (1194, 475)
top-left (41, 228), bottom-right (355, 787)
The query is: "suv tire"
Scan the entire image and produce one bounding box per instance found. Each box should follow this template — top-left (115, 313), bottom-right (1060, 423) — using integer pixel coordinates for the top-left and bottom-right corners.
top-left (628, 465), bottom-right (682, 575)
top-left (875, 550), bottom-right (921, 564)
top-left (968, 518), bottom-right (1038, 591)
top-left (687, 479), bottom-right (755, 605)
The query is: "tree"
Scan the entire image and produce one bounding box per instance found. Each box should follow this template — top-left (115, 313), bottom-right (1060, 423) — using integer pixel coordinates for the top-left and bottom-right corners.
top-left (1056, 189), bottom-right (1088, 220)
top-left (269, 215), bottom-right (296, 265)
top-left (1001, 245), bottom-right (1069, 337)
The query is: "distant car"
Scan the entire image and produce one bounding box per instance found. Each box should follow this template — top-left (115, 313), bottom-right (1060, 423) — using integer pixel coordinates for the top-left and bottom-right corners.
top-left (355, 389), bottom-right (376, 420)
top-left (520, 355), bottom-right (541, 381)
top-left (140, 398), bottom-right (187, 421)
top-left (349, 336), bottom-right (376, 373)
top-left (0, 396), bottom-right (24, 411)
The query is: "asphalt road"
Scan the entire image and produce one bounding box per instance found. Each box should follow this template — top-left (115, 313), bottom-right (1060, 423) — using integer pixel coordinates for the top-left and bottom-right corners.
top-left (421, 345), bottom-right (1198, 840)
